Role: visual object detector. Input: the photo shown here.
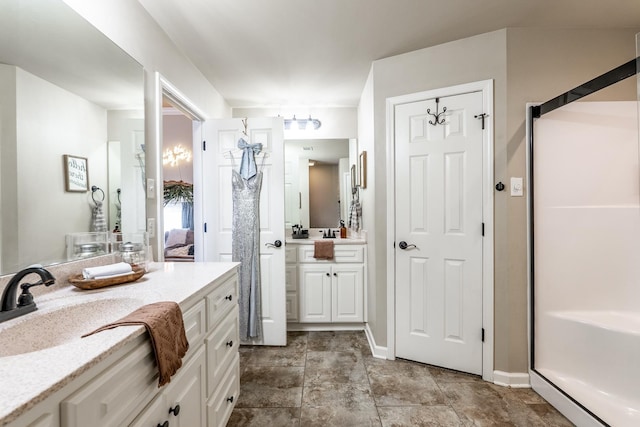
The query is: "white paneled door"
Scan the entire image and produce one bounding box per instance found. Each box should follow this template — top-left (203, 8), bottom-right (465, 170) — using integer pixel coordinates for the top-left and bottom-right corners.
top-left (201, 118), bottom-right (286, 346)
top-left (395, 92), bottom-right (484, 374)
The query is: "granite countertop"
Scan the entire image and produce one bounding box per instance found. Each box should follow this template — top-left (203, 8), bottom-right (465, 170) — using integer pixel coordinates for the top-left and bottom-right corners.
top-left (0, 262), bottom-right (238, 426)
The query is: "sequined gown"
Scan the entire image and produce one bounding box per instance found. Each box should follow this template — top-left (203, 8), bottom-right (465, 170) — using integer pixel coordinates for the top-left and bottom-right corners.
top-left (232, 169), bottom-right (262, 341)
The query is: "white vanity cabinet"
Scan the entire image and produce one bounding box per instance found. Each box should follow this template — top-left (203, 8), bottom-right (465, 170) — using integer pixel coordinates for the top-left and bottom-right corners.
top-left (288, 243), bottom-right (365, 325)
top-left (285, 246), bottom-right (299, 321)
top-left (4, 265), bottom-right (239, 427)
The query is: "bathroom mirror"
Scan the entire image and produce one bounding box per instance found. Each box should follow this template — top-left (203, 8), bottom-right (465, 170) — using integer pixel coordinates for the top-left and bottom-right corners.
top-left (284, 139), bottom-right (354, 229)
top-left (0, 0), bottom-right (145, 274)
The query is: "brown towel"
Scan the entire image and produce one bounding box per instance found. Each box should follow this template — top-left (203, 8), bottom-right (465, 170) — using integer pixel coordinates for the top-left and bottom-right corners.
top-left (83, 301), bottom-right (189, 387)
top-left (314, 240), bottom-right (334, 260)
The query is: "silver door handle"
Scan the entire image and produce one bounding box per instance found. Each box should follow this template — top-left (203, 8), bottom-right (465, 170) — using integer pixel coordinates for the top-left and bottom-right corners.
top-left (398, 241), bottom-right (417, 250)
top-left (265, 240), bottom-right (282, 248)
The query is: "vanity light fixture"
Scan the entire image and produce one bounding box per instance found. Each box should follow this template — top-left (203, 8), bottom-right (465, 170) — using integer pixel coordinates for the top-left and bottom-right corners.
top-left (283, 115), bottom-right (321, 130)
top-left (162, 144), bottom-right (192, 167)
top-left (308, 161), bottom-right (316, 166)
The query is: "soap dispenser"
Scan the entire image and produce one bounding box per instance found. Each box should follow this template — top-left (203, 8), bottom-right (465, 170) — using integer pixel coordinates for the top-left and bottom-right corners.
top-left (340, 220), bottom-right (347, 238)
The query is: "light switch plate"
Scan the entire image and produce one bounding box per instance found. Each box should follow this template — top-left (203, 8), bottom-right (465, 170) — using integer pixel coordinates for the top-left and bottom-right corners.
top-left (511, 177), bottom-right (523, 197)
top-left (146, 178), bottom-right (155, 199)
top-left (147, 218), bottom-right (156, 238)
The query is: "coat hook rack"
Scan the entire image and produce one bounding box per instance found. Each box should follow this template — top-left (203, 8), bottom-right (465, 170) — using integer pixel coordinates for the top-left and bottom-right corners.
top-left (427, 97), bottom-right (447, 126)
top-left (241, 118), bottom-right (248, 136)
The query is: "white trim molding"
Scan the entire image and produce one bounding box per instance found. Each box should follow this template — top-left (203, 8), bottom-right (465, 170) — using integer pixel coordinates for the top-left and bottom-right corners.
top-left (493, 371), bottom-right (531, 388)
top-left (385, 79), bottom-right (495, 381)
top-left (365, 324), bottom-right (388, 359)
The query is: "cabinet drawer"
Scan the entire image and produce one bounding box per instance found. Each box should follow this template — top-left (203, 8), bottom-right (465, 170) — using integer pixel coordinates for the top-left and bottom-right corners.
top-left (61, 338), bottom-right (157, 427)
top-left (298, 245), bottom-right (364, 263)
top-left (205, 307), bottom-right (239, 398)
top-left (207, 355), bottom-right (240, 427)
top-left (285, 246), bottom-right (297, 263)
top-left (184, 299), bottom-right (206, 349)
top-left (206, 274), bottom-right (238, 330)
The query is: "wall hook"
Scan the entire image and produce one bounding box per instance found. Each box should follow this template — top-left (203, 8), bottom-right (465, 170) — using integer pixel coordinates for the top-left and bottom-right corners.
top-left (427, 98), bottom-right (447, 126)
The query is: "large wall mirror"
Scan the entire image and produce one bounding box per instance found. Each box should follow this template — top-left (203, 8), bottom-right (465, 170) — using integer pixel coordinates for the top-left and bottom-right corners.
top-left (0, 0), bottom-right (145, 274)
top-left (284, 139), bottom-right (356, 230)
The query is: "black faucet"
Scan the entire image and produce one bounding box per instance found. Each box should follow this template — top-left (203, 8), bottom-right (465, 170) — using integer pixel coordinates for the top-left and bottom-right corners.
top-left (321, 228), bottom-right (337, 239)
top-left (0, 266), bottom-right (56, 323)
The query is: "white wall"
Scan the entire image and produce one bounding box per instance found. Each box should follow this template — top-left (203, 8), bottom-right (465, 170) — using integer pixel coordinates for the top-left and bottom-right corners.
top-left (0, 66), bottom-right (107, 272)
top-left (233, 107), bottom-right (357, 139)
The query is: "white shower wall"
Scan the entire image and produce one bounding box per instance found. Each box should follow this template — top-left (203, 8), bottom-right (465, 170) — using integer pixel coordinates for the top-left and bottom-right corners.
top-left (533, 101), bottom-right (640, 426)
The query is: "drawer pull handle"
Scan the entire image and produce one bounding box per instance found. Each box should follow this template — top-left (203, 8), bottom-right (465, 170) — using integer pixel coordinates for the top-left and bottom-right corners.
top-left (169, 404), bottom-right (180, 416)
top-left (227, 395), bottom-right (234, 403)
top-left (226, 340), bottom-right (233, 347)
top-left (157, 421), bottom-right (169, 427)
top-left (225, 295), bottom-right (233, 301)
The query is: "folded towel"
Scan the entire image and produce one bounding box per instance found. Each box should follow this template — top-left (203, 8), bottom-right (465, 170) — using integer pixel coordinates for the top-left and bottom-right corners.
top-left (82, 262), bottom-right (133, 279)
top-left (82, 301), bottom-right (189, 387)
top-left (314, 240), bottom-right (334, 260)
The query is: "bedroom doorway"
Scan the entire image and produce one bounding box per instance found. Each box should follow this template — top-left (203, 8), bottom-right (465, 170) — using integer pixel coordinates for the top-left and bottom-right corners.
top-left (161, 95), bottom-right (196, 262)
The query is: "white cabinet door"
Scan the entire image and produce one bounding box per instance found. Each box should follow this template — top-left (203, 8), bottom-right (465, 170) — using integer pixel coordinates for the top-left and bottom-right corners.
top-left (130, 347), bottom-right (206, 427)
top-left (166, 347), bottom-right (206, 427)
top-left (299, 265), bottom-right (331, 322)
top-left (331, 264), bottom-right (364, 322)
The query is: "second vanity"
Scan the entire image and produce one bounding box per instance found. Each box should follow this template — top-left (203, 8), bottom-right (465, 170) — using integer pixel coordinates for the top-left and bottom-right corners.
top-left (285, 233), bottom-right (367, 327)
top-left (0, 262), bottom-right (239, 427)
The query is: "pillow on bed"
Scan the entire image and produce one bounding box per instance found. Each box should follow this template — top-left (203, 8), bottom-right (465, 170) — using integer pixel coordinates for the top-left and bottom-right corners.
top-left (165, 228), bottom-right (189, 247)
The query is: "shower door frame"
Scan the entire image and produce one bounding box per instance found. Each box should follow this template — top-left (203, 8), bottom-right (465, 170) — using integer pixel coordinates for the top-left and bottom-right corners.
top-left (527, 57), bottom-right (639, 427)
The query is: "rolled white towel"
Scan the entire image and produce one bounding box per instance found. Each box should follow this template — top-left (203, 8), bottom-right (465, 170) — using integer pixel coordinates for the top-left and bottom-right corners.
top-left (83, 262), bottom-right (133, 280)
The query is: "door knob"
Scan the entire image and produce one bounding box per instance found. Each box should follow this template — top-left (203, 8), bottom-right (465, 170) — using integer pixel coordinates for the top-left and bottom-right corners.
top-left (265, 240), bottom-right (282, 248)
top-left (398, 241), bottom-right (417, 250)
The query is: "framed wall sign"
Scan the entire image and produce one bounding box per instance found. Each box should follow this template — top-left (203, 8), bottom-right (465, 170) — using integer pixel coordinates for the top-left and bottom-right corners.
top-left (64, 154), bottom-right (89, 192)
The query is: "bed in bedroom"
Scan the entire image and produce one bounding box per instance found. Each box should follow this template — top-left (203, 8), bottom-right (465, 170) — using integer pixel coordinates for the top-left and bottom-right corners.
top-left (164, 228), bottom-right (194, 262)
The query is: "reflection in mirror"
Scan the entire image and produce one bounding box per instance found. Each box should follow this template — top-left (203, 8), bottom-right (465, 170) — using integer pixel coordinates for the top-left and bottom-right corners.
top-left (0, 0), bottom-right (145, 274)
top-left (161, 98), bottom-right (195, 262)
top-left (284, 139), bottom-right (354, 229)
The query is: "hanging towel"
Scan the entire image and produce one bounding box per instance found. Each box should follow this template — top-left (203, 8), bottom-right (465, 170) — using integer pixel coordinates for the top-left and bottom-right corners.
top-left (314, 240), bottom-right (334, 260)
top-left (82, 301), bottom-right (189, 387)
top-left (91, 200), bottom-right (107, 232)
top-left (348, 194), bottom-right (362, 232)
top-left (238, 138), bottom-right (263, 180)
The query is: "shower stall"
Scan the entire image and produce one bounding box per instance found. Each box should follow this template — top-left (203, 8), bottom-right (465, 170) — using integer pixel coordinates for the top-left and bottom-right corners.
top-left (527, 39), bottom-right (640, 427)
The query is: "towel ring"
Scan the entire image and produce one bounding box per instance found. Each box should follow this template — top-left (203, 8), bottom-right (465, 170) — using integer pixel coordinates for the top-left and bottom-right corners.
top-left (91, 185), bottom-right (105, 203)
top-left (116, 188), bottom-right (121, 204)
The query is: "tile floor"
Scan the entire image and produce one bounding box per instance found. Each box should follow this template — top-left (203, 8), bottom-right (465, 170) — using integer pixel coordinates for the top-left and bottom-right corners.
top-left (229, 331), bottom-right (573, 426)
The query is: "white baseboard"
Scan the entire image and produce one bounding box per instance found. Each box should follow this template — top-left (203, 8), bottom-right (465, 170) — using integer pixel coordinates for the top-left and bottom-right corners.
top-left (365, 323), bottom-right (387, 359)
top-left (493, 370), bottom-right (531, 388)
top-left (287, 323), bottom-right (364, 332)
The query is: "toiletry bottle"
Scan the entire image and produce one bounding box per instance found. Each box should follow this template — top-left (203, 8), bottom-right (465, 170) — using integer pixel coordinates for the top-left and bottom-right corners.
top-left (340, 220), bottom-right (347, 238)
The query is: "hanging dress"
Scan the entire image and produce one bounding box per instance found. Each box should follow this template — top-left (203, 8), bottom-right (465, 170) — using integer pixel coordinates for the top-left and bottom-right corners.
top-left (232, 139), bottom-right (263, 341)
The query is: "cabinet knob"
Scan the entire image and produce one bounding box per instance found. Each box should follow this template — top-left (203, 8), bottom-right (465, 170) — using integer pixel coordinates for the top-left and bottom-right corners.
top-left (226, 340), bottom-right (233, 347)
top-left (169, 404), bottom-right (180, 416)
top-left (333, 272), bottom-right (337, 277)
top-left (326, 273), bottom-right (330, 277)
top-left (157, 421), bottom-right (169, 427)
top-left (225, 294), bottom-right (233, 301)
top-left (227, 395), bottom-right (234, 403)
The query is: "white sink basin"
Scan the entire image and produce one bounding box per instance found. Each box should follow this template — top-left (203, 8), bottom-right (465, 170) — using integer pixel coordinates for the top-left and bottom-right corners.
top-left (0, 297), bottom-right (144, 357)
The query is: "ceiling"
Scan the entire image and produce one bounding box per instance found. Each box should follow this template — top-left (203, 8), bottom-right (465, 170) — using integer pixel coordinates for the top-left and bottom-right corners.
top-left (138, 0), bottom-right (640, 108)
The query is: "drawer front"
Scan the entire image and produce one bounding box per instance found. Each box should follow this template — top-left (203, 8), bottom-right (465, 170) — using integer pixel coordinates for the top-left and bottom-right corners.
top-left (205, 307), bottom-right (239, 398)
top-left (207, 355), bottom-right (240, 427)
top-left (299, 245), bottom-right (364, 263)
top-left (206, 274), bottom-right (238, 330)
top-left (61, 339), bottom-right (157, 427)
top-left (285, 246), bottom-right (297, 263)
top-left (183, 299), bottom-right (206, 349)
